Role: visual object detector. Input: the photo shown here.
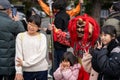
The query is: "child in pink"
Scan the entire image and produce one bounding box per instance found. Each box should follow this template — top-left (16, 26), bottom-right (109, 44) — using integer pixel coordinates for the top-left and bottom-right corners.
top-left (53, 51), bottom-right (81, 80)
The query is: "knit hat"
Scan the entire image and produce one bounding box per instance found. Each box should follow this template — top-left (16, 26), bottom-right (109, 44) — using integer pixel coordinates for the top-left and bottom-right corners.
top-left (0, 0), bottom-right (11, 10)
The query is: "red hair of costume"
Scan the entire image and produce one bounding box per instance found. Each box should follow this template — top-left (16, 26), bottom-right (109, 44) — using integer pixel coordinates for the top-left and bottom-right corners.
top-left (68, 14), bottom-right (100, 48)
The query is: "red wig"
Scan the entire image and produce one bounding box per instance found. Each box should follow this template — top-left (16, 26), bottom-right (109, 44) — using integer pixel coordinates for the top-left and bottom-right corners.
top-left (68, 14), bottom-right (100, 48)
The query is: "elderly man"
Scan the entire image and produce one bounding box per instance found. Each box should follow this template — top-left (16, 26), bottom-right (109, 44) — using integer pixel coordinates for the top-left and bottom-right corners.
top-left (0, 0), bottom-right (25, 80)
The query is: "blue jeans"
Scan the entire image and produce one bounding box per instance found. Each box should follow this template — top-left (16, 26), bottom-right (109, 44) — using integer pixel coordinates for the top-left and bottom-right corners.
top-left (23, 70), bottom-right (48, 80)
top-left (50, 49), bottom-right (67, 76)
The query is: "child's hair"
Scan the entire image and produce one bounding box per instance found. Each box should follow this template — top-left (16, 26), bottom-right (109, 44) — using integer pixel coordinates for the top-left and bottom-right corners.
top-left (61, 51), bottom-right (78, 66)
top-left (101, 25), bottom-right (117, 37)
top-left (28, 14), bottom-right (41, 28)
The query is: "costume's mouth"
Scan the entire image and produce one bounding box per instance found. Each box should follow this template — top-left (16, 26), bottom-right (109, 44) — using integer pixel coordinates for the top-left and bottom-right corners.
top-left (77, 31), bottom-right (84, 34)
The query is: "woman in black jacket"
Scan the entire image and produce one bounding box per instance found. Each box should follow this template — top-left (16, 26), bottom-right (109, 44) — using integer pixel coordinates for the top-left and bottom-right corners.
top-left (92, 25), bottom-right (120, 80)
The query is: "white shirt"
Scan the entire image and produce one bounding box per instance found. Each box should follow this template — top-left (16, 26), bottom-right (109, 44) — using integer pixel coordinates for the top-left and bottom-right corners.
top-left (15, 32), bottom-right (48, 74)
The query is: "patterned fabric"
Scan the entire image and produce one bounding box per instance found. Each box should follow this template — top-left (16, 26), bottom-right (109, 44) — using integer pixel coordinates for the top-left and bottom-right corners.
top-left (53, 28), bottom-right (70, 46)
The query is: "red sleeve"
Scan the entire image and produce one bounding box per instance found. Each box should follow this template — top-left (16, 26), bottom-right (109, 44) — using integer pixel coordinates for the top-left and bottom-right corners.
top-left (53, 28), bottom-right (71, 46)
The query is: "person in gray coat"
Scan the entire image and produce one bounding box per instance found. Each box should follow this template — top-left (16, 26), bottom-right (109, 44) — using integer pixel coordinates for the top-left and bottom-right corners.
top-left (103, 1), bottom-right (120, 36)
top-left (0, 0), bottom-right (25, 80)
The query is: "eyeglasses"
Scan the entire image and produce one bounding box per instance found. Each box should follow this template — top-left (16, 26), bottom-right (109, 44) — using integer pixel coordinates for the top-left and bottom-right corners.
top-left (28, 22), bottom-right (38, 27)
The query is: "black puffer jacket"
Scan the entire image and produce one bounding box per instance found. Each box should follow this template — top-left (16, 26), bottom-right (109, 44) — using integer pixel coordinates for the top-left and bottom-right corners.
top-left (92, 39), bottom-right (120, 80)
top-left (0, 12), bottom-right (25, 75)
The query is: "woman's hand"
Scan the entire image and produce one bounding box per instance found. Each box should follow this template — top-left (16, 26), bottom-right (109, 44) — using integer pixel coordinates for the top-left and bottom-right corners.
top-left (96, 41), bottom-right (103, 49)
top-left (16, 57), bottom-right (23, 66)
top-left (48, 23), bottom-right (55, 31)
top-left (14, 73), bottom-right (23, 80)
top-left (83, 49), bottom-right (90, 56)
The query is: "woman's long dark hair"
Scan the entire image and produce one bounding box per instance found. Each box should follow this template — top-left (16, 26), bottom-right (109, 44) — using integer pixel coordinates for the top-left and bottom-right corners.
top-left (101, 25), bottom-right (119, 53)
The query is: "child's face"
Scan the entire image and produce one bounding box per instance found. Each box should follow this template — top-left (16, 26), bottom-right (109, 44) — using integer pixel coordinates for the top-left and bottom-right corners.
top-left (27, 22), bottom-right (40, 35)
top-left (61, 60), bottom-right (70, 68)
top-left (100, 32), bottom-right (115, 45)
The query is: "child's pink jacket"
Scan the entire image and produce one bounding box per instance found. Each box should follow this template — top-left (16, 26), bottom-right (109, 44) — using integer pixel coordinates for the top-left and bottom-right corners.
top-left (53, 64), bottom-right (81, 80)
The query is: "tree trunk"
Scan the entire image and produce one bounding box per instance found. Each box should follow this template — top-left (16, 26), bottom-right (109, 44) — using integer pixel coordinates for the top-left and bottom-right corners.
top-left (91, 0), bottom-right (101, 24)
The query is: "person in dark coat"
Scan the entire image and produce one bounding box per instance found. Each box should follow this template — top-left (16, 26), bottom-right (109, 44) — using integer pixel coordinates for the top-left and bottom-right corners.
top-left (0, 0), bottom-right (25, 80)
top-left (103, 1), bottom-right (120, 36)
top-left (91, 25), bottom-right (120, 80)
top-left (47, 0), bottom-right (70, 76)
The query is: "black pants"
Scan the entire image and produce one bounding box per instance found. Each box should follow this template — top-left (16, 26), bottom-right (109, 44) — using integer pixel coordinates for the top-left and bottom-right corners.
top-left (23, 70), bottom-right (48, 80)
top-left (0, 75), bottom-right (15, 80)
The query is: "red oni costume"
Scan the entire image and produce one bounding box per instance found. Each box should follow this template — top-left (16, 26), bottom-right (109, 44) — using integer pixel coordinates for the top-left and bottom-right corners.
top-left (53, 14), bottom-right (100, 80)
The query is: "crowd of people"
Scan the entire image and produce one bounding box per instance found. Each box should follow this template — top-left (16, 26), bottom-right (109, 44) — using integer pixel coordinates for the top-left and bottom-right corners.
top-left (0, 0), bottom-right (120, 80)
